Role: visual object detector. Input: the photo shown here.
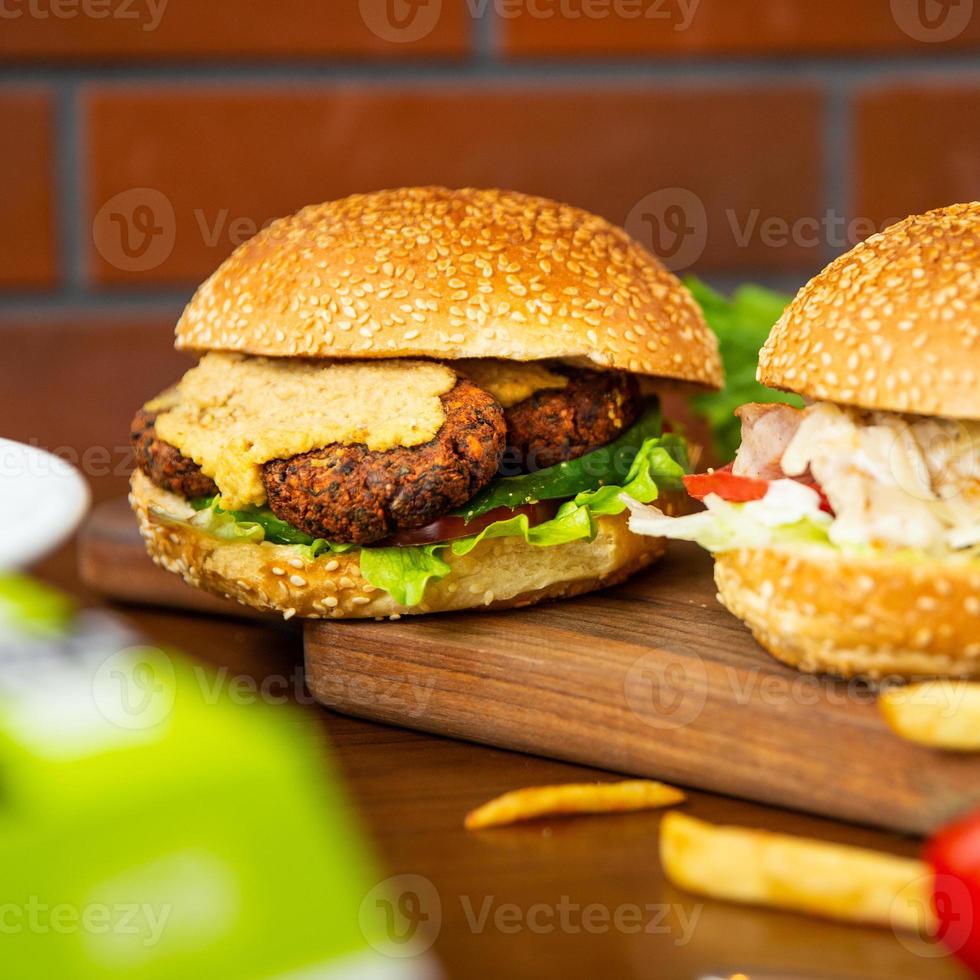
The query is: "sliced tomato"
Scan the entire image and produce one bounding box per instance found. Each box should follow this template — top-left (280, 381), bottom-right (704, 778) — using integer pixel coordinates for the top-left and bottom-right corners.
top-left (381, 501), bottom-right (559, 548)
top-left (683, 464), bottom-right (769, 503)
top-left (683, 463), bottom-right (835, 514)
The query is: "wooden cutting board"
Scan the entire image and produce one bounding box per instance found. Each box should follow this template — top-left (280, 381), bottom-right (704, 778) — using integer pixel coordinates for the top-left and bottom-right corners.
top-left (305, 544), bottom-right (980, 836)
top-left (79, 497), bottom-right (980, 835)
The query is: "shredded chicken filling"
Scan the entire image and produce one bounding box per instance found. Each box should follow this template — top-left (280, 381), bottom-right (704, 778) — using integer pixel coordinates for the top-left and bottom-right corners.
top-left (735, 402), bottom-right (980, 554)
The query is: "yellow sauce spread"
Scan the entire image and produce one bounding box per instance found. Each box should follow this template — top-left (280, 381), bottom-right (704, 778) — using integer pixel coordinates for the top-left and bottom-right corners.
top-left (153, 353), bottom-right (457, 508)
top-left (454, 358), bottom-right (567, 408)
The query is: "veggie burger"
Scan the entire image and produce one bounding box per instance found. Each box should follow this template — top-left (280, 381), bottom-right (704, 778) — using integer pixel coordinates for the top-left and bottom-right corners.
top-left (131, 187), bottom-right (723, 619)
top-left (628, 202), bottom-right (980, 679)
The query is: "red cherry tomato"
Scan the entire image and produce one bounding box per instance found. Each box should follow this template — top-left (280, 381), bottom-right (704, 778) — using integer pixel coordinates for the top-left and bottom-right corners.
top-left (925, 810), bottom-right (980, 973)
top-left (381, 502), bottom-right (558, 547)
top-left (683, 464), bottom-right (769, 503)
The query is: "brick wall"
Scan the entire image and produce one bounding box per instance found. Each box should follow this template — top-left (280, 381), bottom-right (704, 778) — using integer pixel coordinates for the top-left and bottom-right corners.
top-left (1, 0), bottom-right (979, 324)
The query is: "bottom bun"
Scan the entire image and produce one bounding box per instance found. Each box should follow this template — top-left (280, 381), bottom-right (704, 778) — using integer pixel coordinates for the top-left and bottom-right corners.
top-left (714, 547), bottom-right (980, 680)
top-left (130, 469), bottom-right (666, 620)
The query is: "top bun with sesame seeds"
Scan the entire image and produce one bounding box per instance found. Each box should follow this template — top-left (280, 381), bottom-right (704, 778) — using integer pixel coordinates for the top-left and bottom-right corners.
top-left (758, 201), bottom-right (980, 420)
top-left (175, 186), bottom-right (722, 390)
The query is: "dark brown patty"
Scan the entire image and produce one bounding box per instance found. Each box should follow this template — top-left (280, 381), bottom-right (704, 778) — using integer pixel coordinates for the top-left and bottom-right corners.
top-left (501, 368), bottom-right (643, 472)
top-left (261, 379), bottom-right (505, 545)
top-left (131, 406), bottom-right (219, 500)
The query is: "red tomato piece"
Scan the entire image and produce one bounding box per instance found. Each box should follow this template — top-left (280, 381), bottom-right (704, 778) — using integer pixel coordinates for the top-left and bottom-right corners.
top-left (683, 464), bottom-right (769, 503)
top-left (925, 810), bottom-right (980, 973)
top-left (381, 502), bottom-right (558, 547)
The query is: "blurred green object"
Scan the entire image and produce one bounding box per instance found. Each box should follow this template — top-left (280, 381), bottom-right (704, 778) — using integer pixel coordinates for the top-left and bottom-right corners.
top-left (685, 277), bottom-right (805, 462)
top-left (0, 573), bottom-right (74, 636)
top-left (0, 592), bottom-right (430, 978)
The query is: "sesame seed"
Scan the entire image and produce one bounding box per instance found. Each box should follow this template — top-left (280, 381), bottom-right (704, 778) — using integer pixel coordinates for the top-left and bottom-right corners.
top-left (171, 187), bottom-right (723, 388)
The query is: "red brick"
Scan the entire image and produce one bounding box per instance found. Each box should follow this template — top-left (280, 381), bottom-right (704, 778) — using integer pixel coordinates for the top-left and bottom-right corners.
top-left (0, 91), bottom-right (56, 287)
top-left (0, 0), bottom-right (469, 60)
top-left (0, 315), bottom-right (187, 500)
top-left (502, 0), bottom-right (980, 56)
top-left (855, 83), bottom-right (980, 229)
top-left (84, 85), bottom-right (823, 285)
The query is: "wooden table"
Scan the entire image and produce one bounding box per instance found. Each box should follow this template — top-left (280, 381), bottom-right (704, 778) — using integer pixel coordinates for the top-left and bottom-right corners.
top-left (8, 320), bottom-right (970, 980)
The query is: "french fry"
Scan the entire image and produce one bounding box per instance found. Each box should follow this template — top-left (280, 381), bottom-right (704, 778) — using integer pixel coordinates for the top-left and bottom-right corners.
top-left (464, 779), bottom-right (685, 830)
top-left (879, 680), bottom-right (980, 751)
top-left (660, 812), bottom-right (935, 933)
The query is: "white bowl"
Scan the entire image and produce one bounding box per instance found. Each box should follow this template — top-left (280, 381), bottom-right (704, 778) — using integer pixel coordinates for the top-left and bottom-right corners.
top-left (0, 439), bottom-right (90, 570)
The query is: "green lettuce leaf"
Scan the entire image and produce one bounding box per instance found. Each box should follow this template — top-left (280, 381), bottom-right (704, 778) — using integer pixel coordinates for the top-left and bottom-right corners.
top-left (684, 277), bottom-right (804, 461)
top-left (188, 499), bottom-right (355, 555)
top-left (450, 501), bottom-right (596, 557)
top-left (358, 545), bottom-right (451, 607)
top-left (627, 496), bottom-right (832, 553)
top-left (452, 433), bottom-right (689, 557)
top-left (456, 400), bottom-right (665, 520)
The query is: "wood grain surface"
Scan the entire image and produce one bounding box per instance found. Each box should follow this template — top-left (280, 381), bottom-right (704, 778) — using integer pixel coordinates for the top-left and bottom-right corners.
top-left (77, 489), bottom-right (980, 837)
top-left (306, 542), bottom-right (980, 836)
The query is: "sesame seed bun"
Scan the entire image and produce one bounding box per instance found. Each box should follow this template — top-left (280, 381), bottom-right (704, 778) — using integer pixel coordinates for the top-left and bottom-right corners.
top-left (714, 547), bottom-right (980, 680)
top-left (758, 202), bottom-right (980, 419)
top-left (130, 469), bottom-right (669, 620)
top-left (175, 187), bottom-right (722, 389)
